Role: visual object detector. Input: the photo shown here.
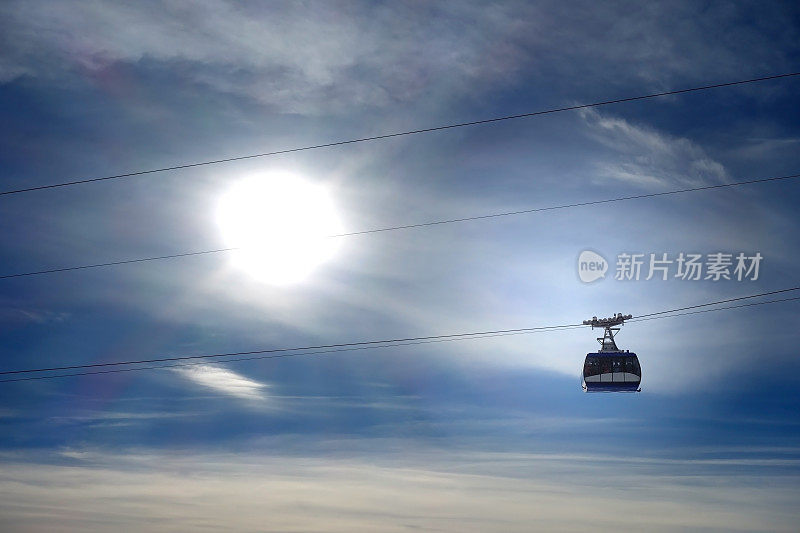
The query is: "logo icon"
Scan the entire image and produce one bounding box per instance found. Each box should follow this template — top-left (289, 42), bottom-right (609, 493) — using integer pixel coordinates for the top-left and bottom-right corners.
top-left (578, 250), bottom-right (608, 283)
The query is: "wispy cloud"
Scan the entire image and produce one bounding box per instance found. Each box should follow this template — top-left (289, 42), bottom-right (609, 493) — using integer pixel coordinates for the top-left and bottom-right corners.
top-left (173, 365), bottom-right (268, 401)
top-left (0, 1), bottom-right (532, 113)
top-left (0, 447), bottom-right (797, 532)
top-left (737, 136), bottom-right (800, 159)
top-left (4, 0), bottom-right (794, 105)
top-left (580, 108), bottom-right (729, 187)
top-left (47, 410), bottom-right (201, 429)
top-left (0, 306), bottom-right (70, 325)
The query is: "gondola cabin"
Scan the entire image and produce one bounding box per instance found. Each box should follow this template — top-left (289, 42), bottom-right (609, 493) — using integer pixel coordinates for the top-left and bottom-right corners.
top-left (581, 313), bottom-right (641, 393)
top-left (582, 351), bottom-right (641, 392)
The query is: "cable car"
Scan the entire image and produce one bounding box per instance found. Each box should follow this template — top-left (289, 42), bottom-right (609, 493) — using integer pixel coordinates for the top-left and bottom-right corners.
top-left (581, 313), bottom-right (641, 392)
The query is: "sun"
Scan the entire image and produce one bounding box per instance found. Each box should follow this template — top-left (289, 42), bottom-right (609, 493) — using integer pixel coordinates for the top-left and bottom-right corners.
top-left (215, 172), bottom-right (344, 285)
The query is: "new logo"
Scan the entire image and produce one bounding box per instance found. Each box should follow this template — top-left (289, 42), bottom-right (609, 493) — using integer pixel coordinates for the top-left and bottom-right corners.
top-left (578, 250), bottom-right (608, 283)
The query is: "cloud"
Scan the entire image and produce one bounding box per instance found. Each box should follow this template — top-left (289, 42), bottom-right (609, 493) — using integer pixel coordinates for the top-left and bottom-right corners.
top-left (5, 309), bottom-right (70, 324)
top-left (525, 1), bottom-right (800, 89)
top-left (173, 365), bottom-right (268, 401)
top-left (0, 447), bottom-right (797, 532)
top-left (46, 410), bottom-right (202, 429)
top-left (0, 1), bottom-right (532, 114)
top-left (2, 0), bottom-right (797, 116)
top-left (736, 137), bottom-right (800, 160)
top-left (580, 108), bottom-right (729, 187)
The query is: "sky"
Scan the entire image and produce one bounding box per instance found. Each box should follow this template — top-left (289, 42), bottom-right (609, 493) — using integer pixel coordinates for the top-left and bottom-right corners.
top-left (1, 1), bottom-right (800, 531)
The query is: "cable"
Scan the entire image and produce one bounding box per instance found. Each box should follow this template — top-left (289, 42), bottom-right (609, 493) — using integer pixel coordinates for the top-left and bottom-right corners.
top-left (2, 72), bottom-right (798, 197)
top-left (0, 247), bottom-right (239, 280)
top-left (634, 287), bottom-right (800, 318)
top-left (0, 326), bottom-right (585, 384)
top-left (2, 172), bottom-right (798, 280)
top-left (3, 293), bottom-right (798, 384)
top-left (629, 295), bottom-right (800, 323)
top-left (1, 287), bottom-right (797, 382)
top-left (0, 323), bottom-right (584, 376)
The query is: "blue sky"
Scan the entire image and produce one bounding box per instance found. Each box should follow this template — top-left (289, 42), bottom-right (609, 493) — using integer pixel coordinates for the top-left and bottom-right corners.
top-left (1, 1), bottom-right (800, 530)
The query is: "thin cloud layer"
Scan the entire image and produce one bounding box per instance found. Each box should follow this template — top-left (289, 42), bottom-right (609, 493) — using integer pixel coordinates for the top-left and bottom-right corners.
top-left (174, 365), bottom-right (268, 401)
top-left (4, 1), bottom-right (797, 115)
top-left (0, 1), bottom-right (532, 113)
top-left (580, 108), bottom-right (729, 187)
top-left (0, 448), bottom-right (797, 532)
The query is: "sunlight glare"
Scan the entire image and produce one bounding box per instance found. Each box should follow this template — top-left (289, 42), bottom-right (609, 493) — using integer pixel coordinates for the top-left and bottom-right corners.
top-left (216, 172), bottom-right (344, 285)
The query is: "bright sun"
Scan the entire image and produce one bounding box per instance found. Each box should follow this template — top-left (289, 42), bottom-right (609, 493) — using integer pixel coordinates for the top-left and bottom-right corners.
top-left (215, 172), bottom-right (344, 285)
